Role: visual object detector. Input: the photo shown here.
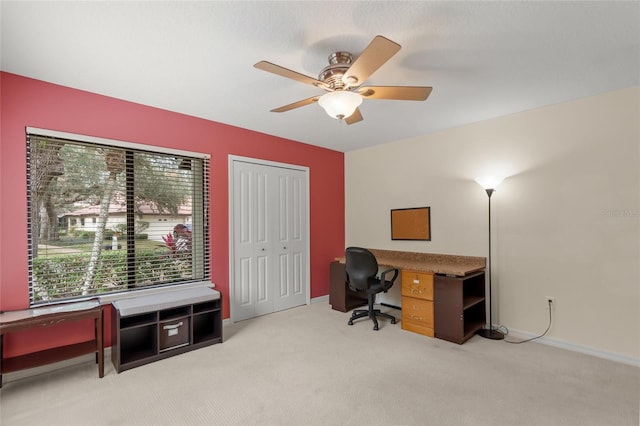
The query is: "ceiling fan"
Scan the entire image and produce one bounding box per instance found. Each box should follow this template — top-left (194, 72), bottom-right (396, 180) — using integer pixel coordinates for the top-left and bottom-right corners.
top-left (254, 35), bottom-right (432, 125)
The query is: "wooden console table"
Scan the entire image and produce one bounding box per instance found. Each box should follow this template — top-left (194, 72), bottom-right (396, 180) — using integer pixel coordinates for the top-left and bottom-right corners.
top-left (0, 300), bottom-right (104, 387)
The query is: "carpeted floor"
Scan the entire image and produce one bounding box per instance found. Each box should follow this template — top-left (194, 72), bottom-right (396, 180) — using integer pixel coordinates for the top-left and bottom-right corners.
top-left (1, 301), bottom-right (638, 426)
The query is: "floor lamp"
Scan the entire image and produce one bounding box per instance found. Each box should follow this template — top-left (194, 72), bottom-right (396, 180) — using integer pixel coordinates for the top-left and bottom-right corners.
top-left (475, 176), bottom-right (505, 340)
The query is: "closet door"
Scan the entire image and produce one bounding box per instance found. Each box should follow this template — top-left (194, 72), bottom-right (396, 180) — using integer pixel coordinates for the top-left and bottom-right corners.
top-left (231, 159), bottom-right (308, 322)
top-left (273, 168), bottom-right (307, 311)
top-left (233, 162), bottom-right (273, 320)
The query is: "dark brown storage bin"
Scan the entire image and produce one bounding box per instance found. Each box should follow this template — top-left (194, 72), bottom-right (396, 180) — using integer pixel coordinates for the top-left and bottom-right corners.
top-left (159, 317), bottom-right (190, 352)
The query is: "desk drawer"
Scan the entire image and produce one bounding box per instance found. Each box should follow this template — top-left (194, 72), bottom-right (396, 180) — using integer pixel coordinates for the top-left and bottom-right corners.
top-left (402, 319), bottom-right (435, 338)
top-left (401, 270), bottom-right (434, 300)
top-left (401, 296), bottom-right (434, 328)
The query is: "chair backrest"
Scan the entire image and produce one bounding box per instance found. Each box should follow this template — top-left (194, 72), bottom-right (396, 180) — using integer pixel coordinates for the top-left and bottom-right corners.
top-left (345, 247), bottom-right (378, 291)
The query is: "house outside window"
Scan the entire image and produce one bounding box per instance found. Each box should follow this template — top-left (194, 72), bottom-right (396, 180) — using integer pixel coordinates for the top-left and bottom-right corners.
top-left (26, 128), bottom-right (210, 305)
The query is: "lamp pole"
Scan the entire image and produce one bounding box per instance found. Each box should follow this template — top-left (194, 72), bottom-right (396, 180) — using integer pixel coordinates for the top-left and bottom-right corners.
top-left (477, 187), bottom-right (504, 340)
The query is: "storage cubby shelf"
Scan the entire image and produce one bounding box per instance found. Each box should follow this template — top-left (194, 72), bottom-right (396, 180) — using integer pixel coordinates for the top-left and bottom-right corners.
top-left (111, 287), bottom-right (222, 373)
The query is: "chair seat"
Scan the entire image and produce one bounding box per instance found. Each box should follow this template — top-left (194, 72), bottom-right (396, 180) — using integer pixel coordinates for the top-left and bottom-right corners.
top-left (345, 247), bottom-right (399, 331)
top-left (365, 279), bottom-right (392, 294)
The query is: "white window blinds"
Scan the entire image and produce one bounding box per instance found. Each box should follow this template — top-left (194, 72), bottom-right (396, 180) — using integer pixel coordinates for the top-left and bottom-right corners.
top-left (26, 130), bottom-right (210, 305)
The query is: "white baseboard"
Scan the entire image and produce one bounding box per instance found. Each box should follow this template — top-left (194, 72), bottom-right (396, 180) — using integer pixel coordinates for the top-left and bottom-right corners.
top-left (222, 295), bottom-right (329, 325)
top-left (506, 328), bottom-right (640, 368)
top-left (311, 295), bottom-right (329, 303)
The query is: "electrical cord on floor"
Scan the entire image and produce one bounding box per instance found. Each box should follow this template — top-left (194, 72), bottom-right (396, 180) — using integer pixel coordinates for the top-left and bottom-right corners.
top-left (504, 299), bottom-right (553, 344)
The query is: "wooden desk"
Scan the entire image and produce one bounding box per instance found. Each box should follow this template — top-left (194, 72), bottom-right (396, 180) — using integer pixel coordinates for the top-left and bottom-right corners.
top-left (335, 249), bottom-right (485, 276)
top-left (330, 249), bottom-right (487, 344)
top-left (0, 300), bottom-right (104, 387)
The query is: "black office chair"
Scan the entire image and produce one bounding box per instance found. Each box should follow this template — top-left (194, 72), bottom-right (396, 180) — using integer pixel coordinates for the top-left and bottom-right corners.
top-left (345, 247), bottom-right (399, 330)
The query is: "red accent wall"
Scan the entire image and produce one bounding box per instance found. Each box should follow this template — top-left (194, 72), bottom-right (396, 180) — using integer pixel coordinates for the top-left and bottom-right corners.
top-left (0, 72), bottom-right (345, 357)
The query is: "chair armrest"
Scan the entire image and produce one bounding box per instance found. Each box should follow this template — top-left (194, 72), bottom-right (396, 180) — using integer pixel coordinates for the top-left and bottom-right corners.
top-left (379, 268), bottom-right (399, 283)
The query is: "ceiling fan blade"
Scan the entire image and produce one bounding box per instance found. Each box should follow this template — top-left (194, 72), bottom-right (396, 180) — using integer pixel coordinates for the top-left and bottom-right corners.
top-left (343, 35), bottom-right (401, 87)
top-left (270, 96), bottom-right (321, 113)
top-left (344, 107), bottom-right (363, 125)
top-left (254, 61), bottom-right (330, 90)
top-left (358, 86), bottom-right (433, 101)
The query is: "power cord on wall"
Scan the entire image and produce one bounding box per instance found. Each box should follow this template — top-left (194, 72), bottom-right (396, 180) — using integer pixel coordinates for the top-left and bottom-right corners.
top-left (503, 299), bottom-right (553, 344)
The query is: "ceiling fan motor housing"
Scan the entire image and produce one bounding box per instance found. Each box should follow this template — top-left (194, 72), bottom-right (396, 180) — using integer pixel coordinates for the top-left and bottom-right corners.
top-left (319, 51), bottom-right (355, 90)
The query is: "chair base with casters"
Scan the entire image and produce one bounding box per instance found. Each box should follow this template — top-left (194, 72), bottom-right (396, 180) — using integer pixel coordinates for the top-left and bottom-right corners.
top-left (344, 247), bottom-right (399, 331)
top-left (348, 296), bottom-right (396, 331)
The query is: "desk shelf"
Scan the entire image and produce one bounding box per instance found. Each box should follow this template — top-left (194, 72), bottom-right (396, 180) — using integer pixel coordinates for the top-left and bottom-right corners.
top-left (434, 271), bottom-right (486, 344)
top-left (463, 295), bottom-right (485, 310)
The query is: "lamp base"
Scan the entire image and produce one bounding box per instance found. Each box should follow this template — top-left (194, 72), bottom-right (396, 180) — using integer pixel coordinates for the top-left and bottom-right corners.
top-left (477, 328), bottom-right (505, 340)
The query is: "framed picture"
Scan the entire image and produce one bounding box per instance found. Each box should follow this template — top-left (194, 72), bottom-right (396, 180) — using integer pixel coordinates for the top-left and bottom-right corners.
top-left (391, 207), bottom-right (431, 241)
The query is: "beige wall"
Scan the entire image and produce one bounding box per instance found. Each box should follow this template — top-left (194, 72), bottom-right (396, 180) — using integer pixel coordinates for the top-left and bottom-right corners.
top-left (345, 86), bottom-right (639, 361)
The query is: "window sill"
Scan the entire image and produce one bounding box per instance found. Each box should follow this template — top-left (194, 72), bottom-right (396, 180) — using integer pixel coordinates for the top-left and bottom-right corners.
top-left (98, 281), bottom-right (215, 305)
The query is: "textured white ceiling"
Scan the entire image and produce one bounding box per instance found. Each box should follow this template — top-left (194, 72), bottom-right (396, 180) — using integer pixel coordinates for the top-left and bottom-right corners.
top-left (2, 1), bottom-right (639, 152)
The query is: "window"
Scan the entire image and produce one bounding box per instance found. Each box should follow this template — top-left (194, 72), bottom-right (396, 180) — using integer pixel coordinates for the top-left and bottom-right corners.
top-left (27, 128), bottom-right (210, 305)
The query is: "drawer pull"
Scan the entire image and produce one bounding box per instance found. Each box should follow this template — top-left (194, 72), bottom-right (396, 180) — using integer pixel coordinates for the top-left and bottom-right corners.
top-left (411, 288), bottom-right (422, 294)
top-left (410, 315), bottom-right (423, 320)
top-left (163, 321), bottom-right (183, 330)
top-left (163, 321), bottom-right (184, 337)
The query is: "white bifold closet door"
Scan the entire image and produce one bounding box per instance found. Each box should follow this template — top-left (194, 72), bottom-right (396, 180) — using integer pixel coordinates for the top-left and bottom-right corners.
top-left (231, 159), bottom-right (308, 322)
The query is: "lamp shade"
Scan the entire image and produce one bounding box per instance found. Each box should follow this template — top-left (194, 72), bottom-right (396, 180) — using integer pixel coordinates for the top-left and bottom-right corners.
top-left (475, 176), bottom-right (505, 190)
top-left (318, 91), bottom-right (363, 120)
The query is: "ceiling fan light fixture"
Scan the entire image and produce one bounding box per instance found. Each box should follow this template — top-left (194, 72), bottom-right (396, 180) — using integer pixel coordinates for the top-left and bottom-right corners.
top-left (318, 91), bottom-right (363, 120)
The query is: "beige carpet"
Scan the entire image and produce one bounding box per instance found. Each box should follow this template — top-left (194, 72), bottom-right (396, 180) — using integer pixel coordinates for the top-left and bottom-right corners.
top-left (1, 301), bottom-right (638, 426)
